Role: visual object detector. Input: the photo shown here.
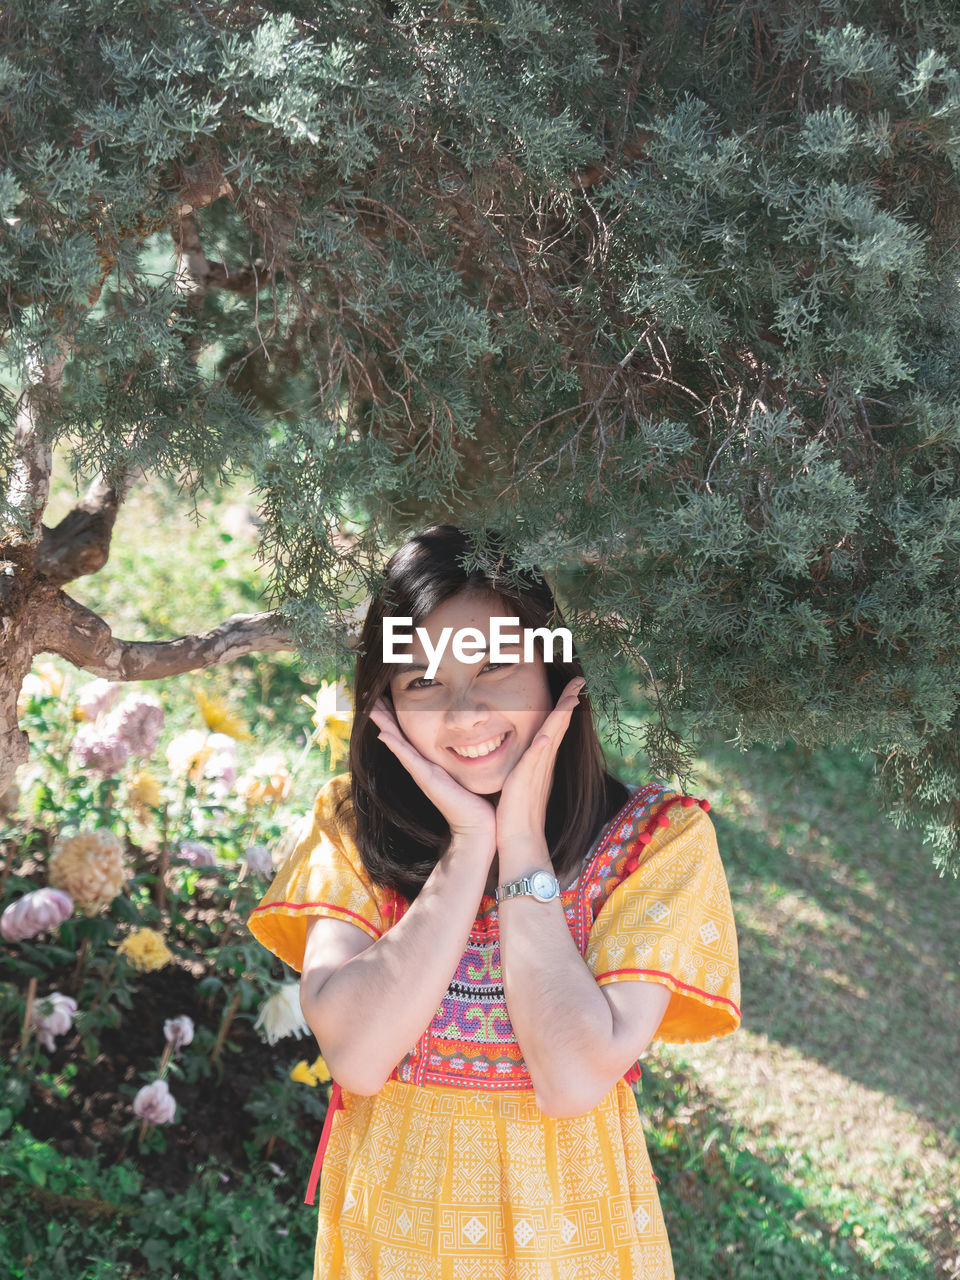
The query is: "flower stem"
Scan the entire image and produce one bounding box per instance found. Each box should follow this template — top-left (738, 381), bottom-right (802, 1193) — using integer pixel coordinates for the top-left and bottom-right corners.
top-left (210, 989), bottom-right (242, 1064)
top-left (155, 802), bottom-right (170, 912)
top-left (19, 976), bottom-right (37, 1057)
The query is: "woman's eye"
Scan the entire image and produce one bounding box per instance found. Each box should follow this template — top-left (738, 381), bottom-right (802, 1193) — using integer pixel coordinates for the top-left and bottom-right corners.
top-left (481, 661), bottom-right (512, 673)
top-left (406, 676), bottom-right (436, 691)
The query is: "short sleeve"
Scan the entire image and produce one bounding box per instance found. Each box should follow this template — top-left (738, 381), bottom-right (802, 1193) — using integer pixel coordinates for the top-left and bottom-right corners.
top-left (585, 802), bottom-right (741, 1043)
top-left (246, 774), bottom-right (385, 973)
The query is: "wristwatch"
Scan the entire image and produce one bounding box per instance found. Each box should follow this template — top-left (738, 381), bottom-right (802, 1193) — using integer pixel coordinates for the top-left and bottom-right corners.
top-left (496, 870), bottom-right (560, 904)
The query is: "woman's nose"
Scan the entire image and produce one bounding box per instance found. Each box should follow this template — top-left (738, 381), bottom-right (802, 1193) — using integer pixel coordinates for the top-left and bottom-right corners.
top-left (443, 688), bottom-right (490, 728)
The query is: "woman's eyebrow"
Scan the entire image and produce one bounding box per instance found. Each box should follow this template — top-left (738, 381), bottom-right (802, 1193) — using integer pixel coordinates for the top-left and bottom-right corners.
top-left (404, 641), bottom-right (524, 672)
top-left (404, 646), bottom-right (490, 671)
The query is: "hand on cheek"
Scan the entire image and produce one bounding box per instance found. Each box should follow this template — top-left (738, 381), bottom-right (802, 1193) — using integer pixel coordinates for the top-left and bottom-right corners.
top-left (495, 678), bottom-right (585, 849)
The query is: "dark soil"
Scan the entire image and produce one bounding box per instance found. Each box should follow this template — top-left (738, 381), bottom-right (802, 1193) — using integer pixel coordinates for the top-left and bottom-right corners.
top-left (18, 966), bottom-right (305, 1189)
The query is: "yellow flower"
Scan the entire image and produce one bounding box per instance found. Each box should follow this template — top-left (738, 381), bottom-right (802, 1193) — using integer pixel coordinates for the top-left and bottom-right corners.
top-left (192, 687), bottom-right (253, 741)
top-left (290, 1054), bottom-right (332, 1087)
top-left (301, 679), bottom-right (353, 768)
top-left (116, 927), bottom-right (173, 972)
top-left (310, 1053), bottom-right (332, 1083)
top-left (127, 770), bottom-right (162, 813)
top-left (290, 1060), bottom-right (319, 1086)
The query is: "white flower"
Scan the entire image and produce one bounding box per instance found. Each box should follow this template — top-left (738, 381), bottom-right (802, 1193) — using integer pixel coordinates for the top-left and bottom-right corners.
top-left (75, 678), bottom-right (120, 722)
top-left (133, 1078), bottom-right (177, 1125)
top-left (165, 730), bottom-right (212, 780)
top-left (164, 1016), bottom-right (194, 1054)
top-left (244, 844), bottom-right (274, 877)
top-left (30, 991), bottom-right (77, 1051)
top-left (253, 982), bottom-right (310, 1046)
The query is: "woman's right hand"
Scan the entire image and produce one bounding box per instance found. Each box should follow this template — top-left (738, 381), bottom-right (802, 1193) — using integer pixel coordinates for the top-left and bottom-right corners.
top-left (368, 698), bottom-right (497, 846)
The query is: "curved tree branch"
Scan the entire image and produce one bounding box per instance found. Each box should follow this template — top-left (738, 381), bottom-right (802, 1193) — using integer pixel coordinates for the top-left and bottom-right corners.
top-left (32, 590), bottom-right (294, 680)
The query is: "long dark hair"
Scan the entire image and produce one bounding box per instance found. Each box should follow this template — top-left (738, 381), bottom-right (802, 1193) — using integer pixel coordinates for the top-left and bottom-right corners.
top-left (343, 526), bottom-right (629, 900)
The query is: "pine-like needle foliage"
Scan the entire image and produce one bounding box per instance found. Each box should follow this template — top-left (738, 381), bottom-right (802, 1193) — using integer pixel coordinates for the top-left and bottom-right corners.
top-left (2, 1), bottom-right (960, 871)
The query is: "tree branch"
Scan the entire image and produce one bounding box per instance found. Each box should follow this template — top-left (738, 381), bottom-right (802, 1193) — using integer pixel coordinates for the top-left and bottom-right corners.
top-left (35, 469), bottom-right (140, 586)
top-left (3, 344), bottom-right (70, 548)
top-left (172, 213), bottom-right (261, 297)
top-left (32, 592), bottom-right (294, 680)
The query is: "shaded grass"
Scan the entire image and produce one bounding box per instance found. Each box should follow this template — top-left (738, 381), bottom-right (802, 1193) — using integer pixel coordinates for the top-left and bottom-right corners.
top-left (632, 739), bottom-right (960, 1280)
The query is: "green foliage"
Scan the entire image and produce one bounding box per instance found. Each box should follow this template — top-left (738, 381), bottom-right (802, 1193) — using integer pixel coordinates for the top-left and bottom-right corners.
top-left (3, 0), bottom-right (960, 869)
top-left (0, 1124), bottom-right (315, 1279)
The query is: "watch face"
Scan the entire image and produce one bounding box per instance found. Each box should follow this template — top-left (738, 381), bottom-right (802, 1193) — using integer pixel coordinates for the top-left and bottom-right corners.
top-left (530, 870), bottom-right (559, 901)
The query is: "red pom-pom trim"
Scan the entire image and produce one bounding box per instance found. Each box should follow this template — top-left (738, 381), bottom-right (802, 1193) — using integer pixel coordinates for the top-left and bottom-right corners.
top-left (656, 813), bottom-right (670, 828)
top-left (624, 857), bottom-right (639, 874)
top-left (680, 795), bottom-right (697, 807)
top-left (699, 799), bottom-right (711, 811)
top-left (638, 832), bottom-right (653, 845)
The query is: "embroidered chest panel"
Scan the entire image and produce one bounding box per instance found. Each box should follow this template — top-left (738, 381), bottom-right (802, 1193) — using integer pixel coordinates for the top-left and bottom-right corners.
top-left (389, 783), bottom-right (666, 1091)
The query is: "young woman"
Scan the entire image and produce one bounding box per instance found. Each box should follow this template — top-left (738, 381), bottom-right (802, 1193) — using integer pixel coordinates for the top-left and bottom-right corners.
top-left (248, 525), bottom-right (741, 1279)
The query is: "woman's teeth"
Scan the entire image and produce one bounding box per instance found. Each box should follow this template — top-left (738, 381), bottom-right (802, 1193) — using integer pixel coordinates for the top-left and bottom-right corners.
top-left (451, 733), bottom-right (507, 759)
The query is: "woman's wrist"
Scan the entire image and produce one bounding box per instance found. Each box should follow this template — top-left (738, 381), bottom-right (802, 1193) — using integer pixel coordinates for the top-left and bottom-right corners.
top-left (496, 832), bottom-right (551, 878)
top-left (446, 827), bottom-right (497, 864)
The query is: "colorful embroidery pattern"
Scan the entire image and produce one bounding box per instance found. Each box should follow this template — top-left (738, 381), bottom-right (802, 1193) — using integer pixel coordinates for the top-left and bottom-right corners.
top-left (389, 784), bottom-right (669, 1091)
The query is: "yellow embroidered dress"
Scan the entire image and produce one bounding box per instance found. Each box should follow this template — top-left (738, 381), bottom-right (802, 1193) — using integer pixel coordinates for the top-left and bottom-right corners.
top-left (247, 776), bottom-right (740, 1280)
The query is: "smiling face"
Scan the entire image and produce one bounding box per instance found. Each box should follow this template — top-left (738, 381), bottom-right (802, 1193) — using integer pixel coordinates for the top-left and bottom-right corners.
top-left (386, 589), bottom-right (555, 797)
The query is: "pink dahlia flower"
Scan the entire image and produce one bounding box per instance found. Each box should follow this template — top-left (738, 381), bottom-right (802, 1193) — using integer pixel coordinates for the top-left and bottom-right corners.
top-left (133, 1078), bottom-right (177, 1125)
top-left (164, 1015), bottom-right (195, 1054)
top-left (176, 840), bottom-right (217, 868)
top-left (71, 723), bottom-right (130, 778)
top-left (111, 693), bottom-right (164, 758)
top-left (1, 888), bottom-right (74, 943)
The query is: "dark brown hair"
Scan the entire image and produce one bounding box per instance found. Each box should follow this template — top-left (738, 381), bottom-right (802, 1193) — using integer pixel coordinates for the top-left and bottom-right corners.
top-left (343, 525), bottom-right (629, 900)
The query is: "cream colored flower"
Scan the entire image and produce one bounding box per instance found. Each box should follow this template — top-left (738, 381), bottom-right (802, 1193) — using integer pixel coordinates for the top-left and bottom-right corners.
top-left (17, 662), bottom-right (67, 715)
top-left (73, 678), bottom-right (120, 723)
top-left (117, 927), bottom-right (173, 972)
top-left (48, 829), bottom-right (127, 914)
top-left (165, 730), bottom-right (212, 782)
top-left (253, 982), bottom-right (309, 1046)
top-left (236, 753), bottom-right (292, 808)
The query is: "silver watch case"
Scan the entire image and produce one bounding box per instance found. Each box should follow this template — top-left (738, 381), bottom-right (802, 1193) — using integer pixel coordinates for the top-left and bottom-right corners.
top-left (496, 869), bottom-right (560, 903)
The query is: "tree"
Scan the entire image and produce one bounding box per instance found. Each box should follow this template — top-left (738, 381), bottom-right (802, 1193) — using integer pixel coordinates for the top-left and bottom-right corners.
top-left (2, 0), bottom-right (960, 872)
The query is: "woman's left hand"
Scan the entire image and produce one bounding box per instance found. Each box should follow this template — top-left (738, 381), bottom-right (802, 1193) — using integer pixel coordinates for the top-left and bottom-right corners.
top-left (495, 676), bottom-right (585, 851)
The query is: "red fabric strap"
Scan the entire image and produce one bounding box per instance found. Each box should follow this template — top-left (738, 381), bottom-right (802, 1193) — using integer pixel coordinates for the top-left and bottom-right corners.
top-left (304, 1081), bottom-right (343, 1206)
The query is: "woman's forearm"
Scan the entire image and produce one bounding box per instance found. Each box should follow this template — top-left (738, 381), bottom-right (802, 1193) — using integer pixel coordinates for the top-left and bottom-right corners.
top-left (497, 835), bottom-right (624, 1115)
top-left (300, 832), bottom-right (495, 1094)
